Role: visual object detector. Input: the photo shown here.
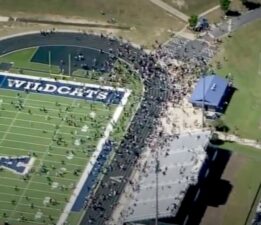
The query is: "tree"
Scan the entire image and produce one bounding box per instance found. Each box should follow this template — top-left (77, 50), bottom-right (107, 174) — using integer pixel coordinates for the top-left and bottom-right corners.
top-left (188, 15), bottom-right (198, 29)
top-left (212, 119), bottom-right (229, 132)
top-left (220, 0), bottom-right (231, 12)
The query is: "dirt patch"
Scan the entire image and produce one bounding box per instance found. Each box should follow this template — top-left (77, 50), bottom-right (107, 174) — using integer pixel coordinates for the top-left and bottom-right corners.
top-left (169, 0), bottom-right (187, 9)
top-left (200, 153), bottom-right (247, 225)
top-left (0, 21), bottom-right (120, 40)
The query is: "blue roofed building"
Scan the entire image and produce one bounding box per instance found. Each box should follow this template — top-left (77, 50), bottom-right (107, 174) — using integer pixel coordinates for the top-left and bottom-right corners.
top-left (190, 75), bottom-right (229, 111)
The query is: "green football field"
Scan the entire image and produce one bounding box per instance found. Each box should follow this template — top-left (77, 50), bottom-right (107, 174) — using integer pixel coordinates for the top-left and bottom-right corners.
top-left (0, 88), bottom-right (116, 225)
top-left (0, 41), bottom-right (142, 225)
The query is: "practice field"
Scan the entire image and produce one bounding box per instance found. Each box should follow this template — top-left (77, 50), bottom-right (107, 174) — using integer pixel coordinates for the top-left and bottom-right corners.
top-left (0, 79), bottom-right (120, 224)
top-left (0, 47), bottom-right (62, 78)
top-left (214, 20), bottom-right (261, 139)
top-left (0, 45), bottom-right (114, 76)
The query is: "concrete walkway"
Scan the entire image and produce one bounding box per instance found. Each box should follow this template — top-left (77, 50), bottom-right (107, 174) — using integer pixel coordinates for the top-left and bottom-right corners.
top-left (150, 0), bottom-right (189, 22)
top-left (216, 132), bottom-right (261, 150)
top-left (199, 5), bottom-right (220, 17)
top-left (209, 7), bottom-right (261, 38)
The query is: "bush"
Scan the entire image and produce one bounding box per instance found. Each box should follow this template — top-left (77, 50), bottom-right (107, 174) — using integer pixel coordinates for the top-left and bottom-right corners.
top-left (188, 15), bottom-right (198, 29)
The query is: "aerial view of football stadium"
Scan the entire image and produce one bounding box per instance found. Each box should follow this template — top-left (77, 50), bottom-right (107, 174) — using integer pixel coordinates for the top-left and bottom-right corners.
top-left (0, 1), bottom-right (260, 225)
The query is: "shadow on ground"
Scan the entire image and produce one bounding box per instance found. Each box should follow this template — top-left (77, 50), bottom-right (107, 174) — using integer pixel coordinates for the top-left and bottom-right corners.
top-left (221, 86), bottom-right (237, 114)
top-left (131, 148), bottom-right (233, 225)
top-left (226, 10), bottom-right (241, 17)
top-left (243, 0), bottom-right (261, 10)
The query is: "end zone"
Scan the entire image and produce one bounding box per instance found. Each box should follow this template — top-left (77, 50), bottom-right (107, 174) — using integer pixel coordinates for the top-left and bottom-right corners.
top-left (0, 71), bottom-right (128, 104)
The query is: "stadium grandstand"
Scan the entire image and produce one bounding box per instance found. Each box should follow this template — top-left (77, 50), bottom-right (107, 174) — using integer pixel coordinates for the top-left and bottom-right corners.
top-left (111, 131), bottom-right (212, 225)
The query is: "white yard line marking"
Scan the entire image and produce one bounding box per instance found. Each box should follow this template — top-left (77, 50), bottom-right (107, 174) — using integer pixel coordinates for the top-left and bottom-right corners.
top-left (0, 129), bottom-right (94, 140)
top-left (1, 94), bottom-right (109, 113)
top-left (5, 218), bottom-right (47, 225)
top-left (0, 123), bottom-right (94, 137)
top-left (57, 89), bottom-right (131, 225)
top-left (0, 130), bottom-right (52, 140)
top-left (0, 95), bottom-right (29, 146)
top-left (1, 94), bottom-right (109, 110)
top-left (1, 109), bottom-right (108, 120)
top-left (0, 145), bottom-right (88, 160)
top-left (8, 100), bottom-right (77, 220)
top-left (0, 193), bottom-right (44, 200)
top-left (2, 139), bottom-right (56, 147)
top-left (0, 200), bottom-right (62, 211)
top-left (1, 103), bottom-right (97, 116)
top-left (0, 184), bottom-right (68, 196)
top-left (0, 116), bottom-right (97, 128)
top-left (0, 208), bottom-right (54, 217)
top-left (2, 138), bottom-right (96, 149)
top-left (0, 172), bottom-right (76, 182)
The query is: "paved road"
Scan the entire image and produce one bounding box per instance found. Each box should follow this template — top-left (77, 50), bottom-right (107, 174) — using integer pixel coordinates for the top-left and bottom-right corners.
top-left (209, 7), bottom-right (261, 38)
top-left (150, 0), bottom-right (189, 22)
top-left (0, 31), bottom-right (168, 225)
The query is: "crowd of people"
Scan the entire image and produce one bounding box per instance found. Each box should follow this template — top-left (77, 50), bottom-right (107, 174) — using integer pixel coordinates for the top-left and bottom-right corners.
top-left (78, 33), bottom-right (169, 225)
top-left (21, 29), bottom-right (217, 225)
top-left (78, 32), bottom-right (217, 225)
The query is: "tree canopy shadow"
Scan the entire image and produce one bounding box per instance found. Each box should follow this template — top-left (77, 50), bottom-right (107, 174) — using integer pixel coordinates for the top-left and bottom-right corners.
top-left (226, 10), bottom-right (241, 17)
top-left (243, 0), bottom-right (261, 10)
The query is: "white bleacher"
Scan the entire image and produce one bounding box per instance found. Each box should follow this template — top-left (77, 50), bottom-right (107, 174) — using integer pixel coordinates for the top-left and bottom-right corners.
top-left (124, 131), bottom-right (210, 222)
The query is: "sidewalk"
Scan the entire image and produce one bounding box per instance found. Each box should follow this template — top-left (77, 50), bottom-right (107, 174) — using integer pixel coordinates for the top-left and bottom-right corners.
top-left (199, 5), bottom-right (220, 17)
top-left (150, 0), bottom-right (189, 22)
top-left (216, 132), bottom-right (261, 150)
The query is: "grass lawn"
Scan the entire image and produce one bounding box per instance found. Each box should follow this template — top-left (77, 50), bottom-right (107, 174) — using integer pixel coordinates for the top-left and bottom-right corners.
top-left (204, 0), bottom-right (247, 24)
top-left (223, 157), bottom-right (261, 225)
top-left (162, 0), bottom-right (218, 15)
top-left (0, 0), bottom-right (185, 47)
top-left (0, 48), bottom-right (60, 74)
top-left (213, 20), bottom-right (261, 139)
top-left (162, 0), bottom-right (245, 23)
top-left (221, 142), bottom-right (261, 161)
top-left (203, 142), bottom-right (261, 225)
top-left (220, 143), bottom-right (261, 225)
top-left (204, 7), bottom-right (223, 24)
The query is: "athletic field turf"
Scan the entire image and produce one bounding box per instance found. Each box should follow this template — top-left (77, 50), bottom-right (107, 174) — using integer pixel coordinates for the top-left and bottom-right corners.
top-left (0, 40), bottom-right (142, 225)
top-left (0, 87), bottom-right (116, 225)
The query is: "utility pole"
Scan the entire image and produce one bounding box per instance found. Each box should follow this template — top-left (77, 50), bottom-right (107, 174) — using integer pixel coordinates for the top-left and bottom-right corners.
top-left (48, 51), bottom-right (51, 74)
top-left (68, 54), bottom-right (71, 76)
top-left (155, 145), bottom-right (160, 225)
top-left (202, 73), bottom-right (205, 128)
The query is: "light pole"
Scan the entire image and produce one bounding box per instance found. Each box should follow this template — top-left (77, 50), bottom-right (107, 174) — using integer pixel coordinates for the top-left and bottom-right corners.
top-left (202, 73), bottom-right (205, 128)
top-left (155, 147), bottom-right (160, 225)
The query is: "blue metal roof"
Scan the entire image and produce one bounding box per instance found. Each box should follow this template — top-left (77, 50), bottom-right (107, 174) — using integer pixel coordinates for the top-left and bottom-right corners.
top-left (190, 75), bottom-right (228, 107)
